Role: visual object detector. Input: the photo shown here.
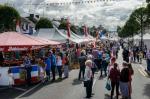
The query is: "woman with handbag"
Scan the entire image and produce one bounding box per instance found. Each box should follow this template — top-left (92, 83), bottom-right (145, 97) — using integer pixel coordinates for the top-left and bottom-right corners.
top-left (84, 60), bottom-right (93, 98)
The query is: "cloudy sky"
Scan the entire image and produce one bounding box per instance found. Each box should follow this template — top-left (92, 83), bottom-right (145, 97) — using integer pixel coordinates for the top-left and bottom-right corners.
top-left (0, 0), bottom-right (146, 31)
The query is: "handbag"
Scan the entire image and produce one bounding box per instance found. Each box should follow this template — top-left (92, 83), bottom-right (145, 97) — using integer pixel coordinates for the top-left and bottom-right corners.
top-left (105, 79), bottom-right (111, 91)
top-left (84, 80), bottom-right (90, 87)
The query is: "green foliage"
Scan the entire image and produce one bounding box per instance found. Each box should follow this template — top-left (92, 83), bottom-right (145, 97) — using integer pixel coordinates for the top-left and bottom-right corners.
top-left (0, 5), bottom-right (20, 32)
top-left (35, 18), bottom-right (53, 30)
top-left (58, 20), bottom-right (67, 30)
top-left (70, 25), bottom-right (77, 34)
top-left (28, 16), bottom-right (37, 24)
top-left (118, 7), bottom-right (148, 38)
top-left (146, 0), bottom-right (150, 3)
top-left (145, 3), bottom-right (150, 25)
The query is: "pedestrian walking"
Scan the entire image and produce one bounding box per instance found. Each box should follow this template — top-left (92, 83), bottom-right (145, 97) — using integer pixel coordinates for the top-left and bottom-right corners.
top-left (108, 63), bottom-right (120, 99)
top-left (122, 48), bottom-right (129, 63)
top-left (50, 51), bottom-right (57, 81)
top-left (120, 62), bottom-right (130, 99)
top-left (127, 63), bottom-right (134, 99)
top-left (84, 60), bottom-right (93, 98)
top-left (139, 51), bottom-right (143, 64)
top-left (108, 57), bottom-right (116, 73)
top-left (146, 49), bottom-right (150, 71)
top-left (87, 54), bottom-right (97, 77)
top-left (63, 53), bottom-right (69, 78)
top-left (100, 55), bottom-right (108, 77)
top-left (78, 52), bottom-right (87, 80)
top-left (24, 54), bottom-right (32, 86)
top-left (56, 54), bottom-right (63, 79)
top-left (44, 55), bottom-right (51, 82)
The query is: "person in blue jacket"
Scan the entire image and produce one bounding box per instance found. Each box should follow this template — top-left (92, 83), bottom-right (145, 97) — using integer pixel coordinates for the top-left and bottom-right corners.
top-left (45, 54), bottom-right (51, 82)
top-left (49, 51), bottom-right (56, 81)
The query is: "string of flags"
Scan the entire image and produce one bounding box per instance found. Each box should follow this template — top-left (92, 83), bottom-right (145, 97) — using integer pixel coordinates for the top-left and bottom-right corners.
top-left (24, 0), bottom-right (119, 6)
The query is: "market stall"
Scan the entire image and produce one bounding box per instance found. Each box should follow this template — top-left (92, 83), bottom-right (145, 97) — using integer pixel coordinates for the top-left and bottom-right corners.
top-left (0, 32), bottom-right (60, 86)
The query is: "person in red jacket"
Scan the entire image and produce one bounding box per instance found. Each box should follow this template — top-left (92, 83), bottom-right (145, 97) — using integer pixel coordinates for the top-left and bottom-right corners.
top-left (109, 63), bottom-right (120, 99)
top-left (127, 63), bottom-right (134, 98)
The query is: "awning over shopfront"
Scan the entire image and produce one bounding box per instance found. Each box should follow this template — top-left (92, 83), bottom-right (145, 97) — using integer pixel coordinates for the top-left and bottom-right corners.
top-left (0, 32), bottom-right (48, 52)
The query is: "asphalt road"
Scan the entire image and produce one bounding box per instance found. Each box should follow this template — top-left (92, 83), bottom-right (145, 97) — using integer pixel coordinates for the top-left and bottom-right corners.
top-left (1, 49), bottom-right (150, 99)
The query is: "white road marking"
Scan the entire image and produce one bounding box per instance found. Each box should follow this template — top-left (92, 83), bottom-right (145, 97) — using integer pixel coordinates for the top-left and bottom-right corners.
top-left (139, 65), bottom-right (145, 70)
top-left (15, 83), bottom-right (41, 99)
top-left (138, 69), bottom-right (146, 77)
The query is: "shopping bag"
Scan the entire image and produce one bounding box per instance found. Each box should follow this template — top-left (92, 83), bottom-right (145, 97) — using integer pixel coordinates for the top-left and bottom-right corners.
top-left (105, 79), bottom-right (111, 91)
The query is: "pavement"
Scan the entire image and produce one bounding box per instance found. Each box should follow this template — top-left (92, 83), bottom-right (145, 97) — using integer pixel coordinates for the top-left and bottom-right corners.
top-left (1, 48), bottom-right (150, 99)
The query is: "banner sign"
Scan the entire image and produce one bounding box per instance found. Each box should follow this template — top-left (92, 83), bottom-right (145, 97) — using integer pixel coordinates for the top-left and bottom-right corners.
top-left (0, 46), bottom-right (45, 52)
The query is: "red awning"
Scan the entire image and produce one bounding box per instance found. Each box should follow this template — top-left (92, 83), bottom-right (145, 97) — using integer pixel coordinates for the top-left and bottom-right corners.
top-left (0, 32), bottom-right (47, 52)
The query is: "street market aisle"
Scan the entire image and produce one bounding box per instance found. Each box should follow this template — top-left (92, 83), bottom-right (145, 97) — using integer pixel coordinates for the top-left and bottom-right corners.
top-left (1, 49), bottom-right (150, 99)
top-left (15, 70), bottom-right (86, 99)
top-left (92, 49), bottom-right (150, 99)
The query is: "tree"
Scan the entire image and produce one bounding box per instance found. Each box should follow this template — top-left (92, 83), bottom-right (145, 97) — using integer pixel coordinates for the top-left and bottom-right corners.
top-left (118, 7), bottom-right (148, 38)
top-left (70, 25), bottom-right (77, 34)
top-left (58, 20), bottom-right (67, 30)
top-left (145, 3), bottom-right (150, 26)
top-left (0, 5), bottom-right (20, 32)
top-left (35, 18), bottom-right (53, 30)
top-left (117, 26), bottom-right (121, 33)
top-left (118, 17), bottom-right (140, 38)
top-left (146, 0), bottom-right (150, 3)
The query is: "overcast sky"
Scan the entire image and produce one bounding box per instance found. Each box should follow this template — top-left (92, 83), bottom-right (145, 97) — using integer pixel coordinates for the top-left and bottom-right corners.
top-left (0, 0), bottom-right (146, 31)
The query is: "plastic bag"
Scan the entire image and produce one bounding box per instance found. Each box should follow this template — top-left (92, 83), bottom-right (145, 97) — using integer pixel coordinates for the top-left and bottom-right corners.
top-left (105, 79), bottom-right (111, 91)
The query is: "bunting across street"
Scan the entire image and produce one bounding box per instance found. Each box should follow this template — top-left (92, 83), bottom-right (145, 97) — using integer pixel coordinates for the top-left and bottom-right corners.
top-left (23, 0), bottom-right (120, 6)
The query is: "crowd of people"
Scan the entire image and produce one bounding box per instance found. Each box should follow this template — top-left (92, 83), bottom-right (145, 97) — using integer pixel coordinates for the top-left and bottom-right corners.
top-left (77, 40), bottom-right (136, 99)
top-left (2, 39), bottom-right (150, 99)
top-left (20, 49), bottom-right (70, 86)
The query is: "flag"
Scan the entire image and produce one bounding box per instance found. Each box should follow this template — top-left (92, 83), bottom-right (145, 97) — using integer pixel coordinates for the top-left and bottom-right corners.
top-left (10, 65), bottom-right (39, 85)
top-left (83, 25), bottom-right (88, 37)
top-left (67, 18), bottom-right (71, 38)
top-left (16, 20), bottom-right (21, 33)
top-left (96, 31), bottom-right (99, 40)
top-left (93, 41), bottom-right (96, 48)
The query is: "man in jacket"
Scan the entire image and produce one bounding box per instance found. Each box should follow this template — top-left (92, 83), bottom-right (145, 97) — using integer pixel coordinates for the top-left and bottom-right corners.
top-left (78, 52), bottom-right (87, 80)
top-left (49, 51), bottom-right (56, 81)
